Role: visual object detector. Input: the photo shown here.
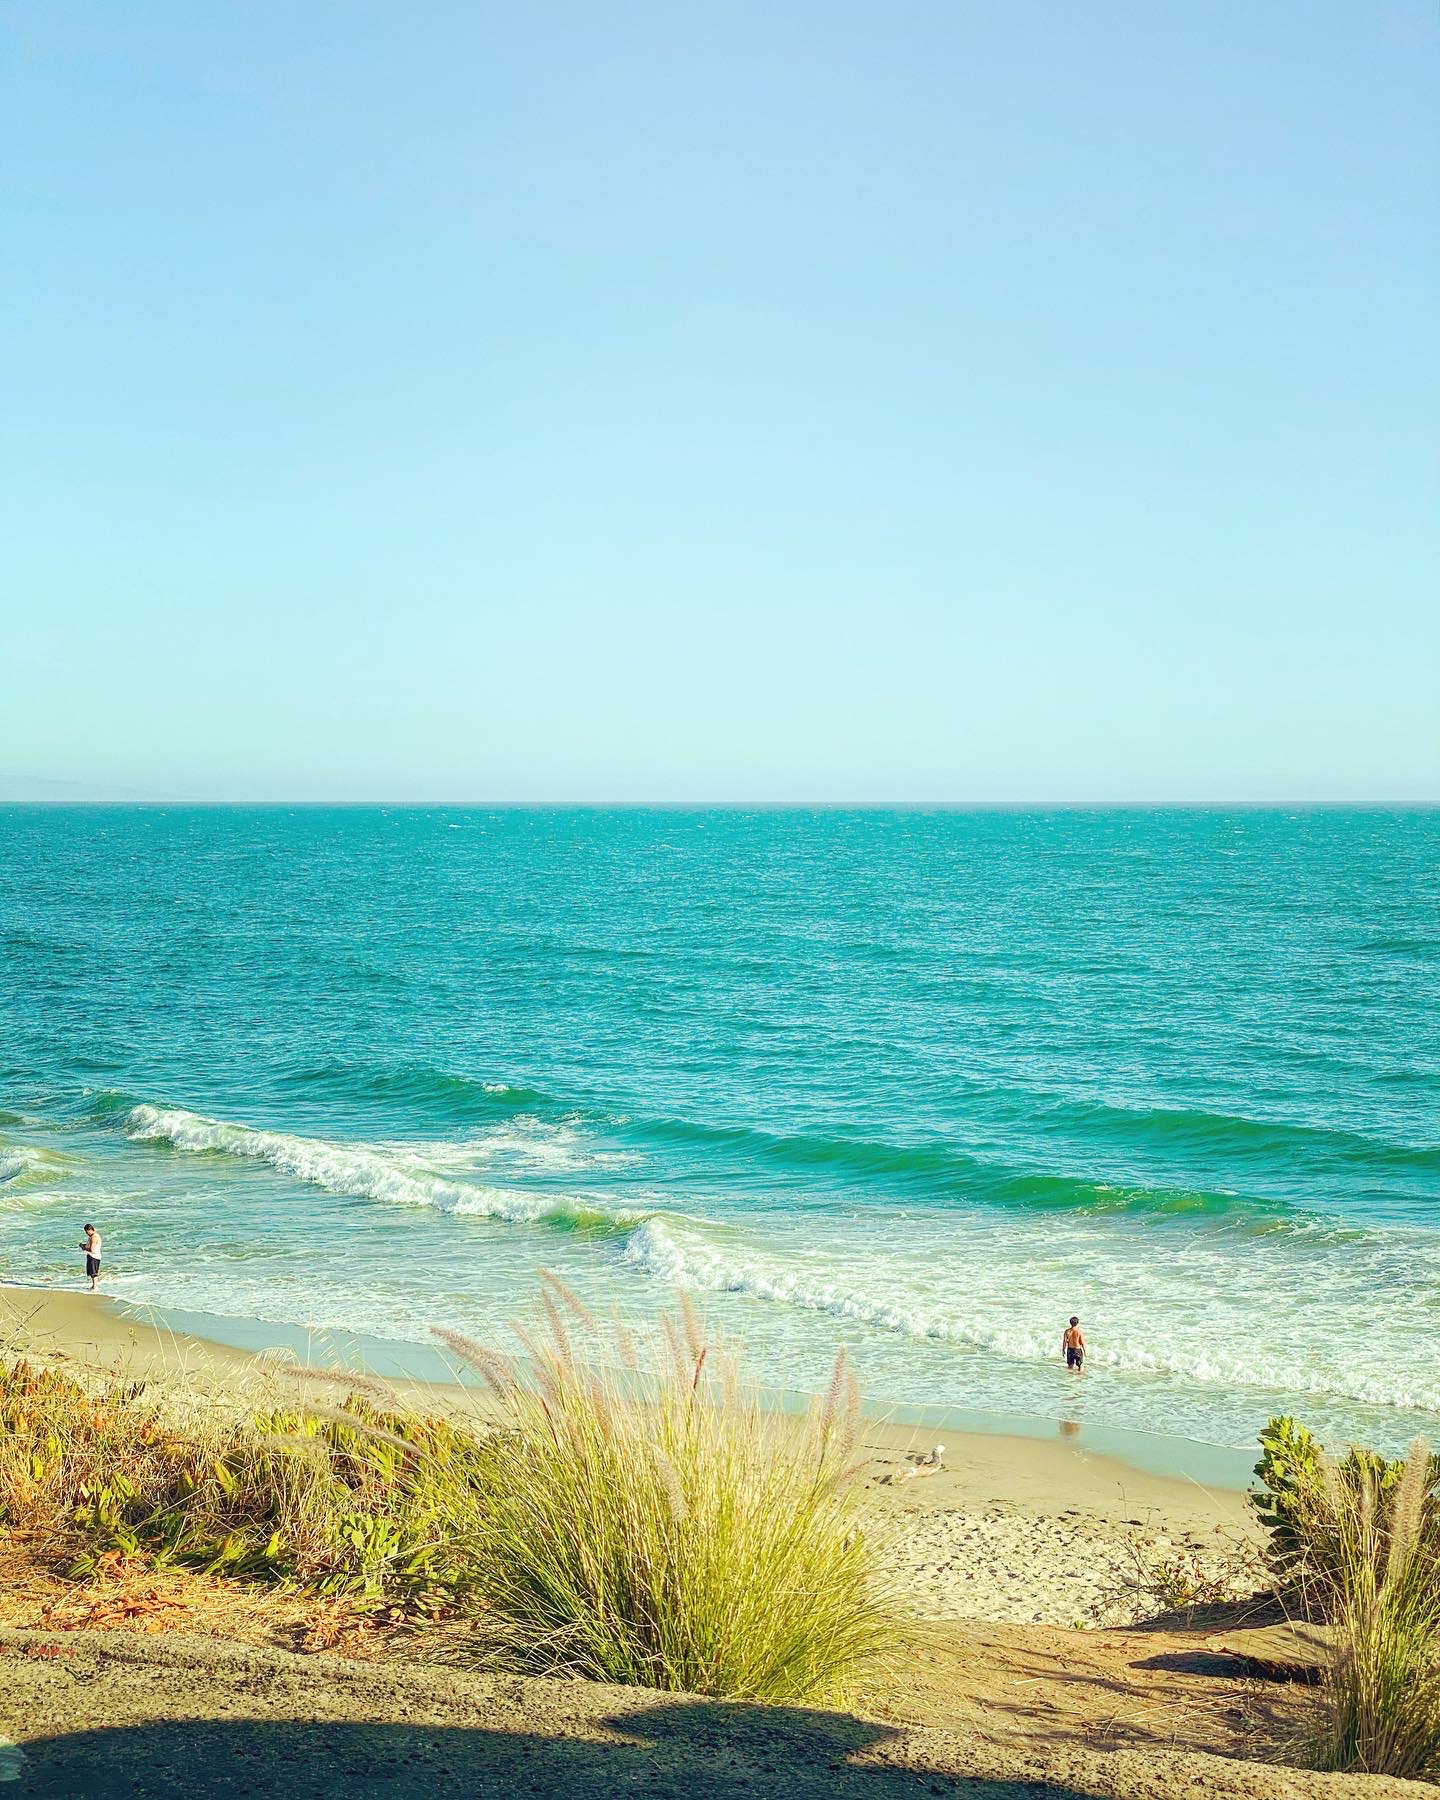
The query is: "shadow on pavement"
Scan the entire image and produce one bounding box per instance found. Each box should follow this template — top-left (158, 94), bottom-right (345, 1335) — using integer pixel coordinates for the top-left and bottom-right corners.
top-left (15, 1703), bottom-right (1103, 1799)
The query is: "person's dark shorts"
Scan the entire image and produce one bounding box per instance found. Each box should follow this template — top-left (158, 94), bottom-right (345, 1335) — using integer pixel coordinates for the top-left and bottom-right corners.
top-left (86, 1255), bottom-right (100, 1279)
top-left (1066, 1346), bottom-right (1083, 1369)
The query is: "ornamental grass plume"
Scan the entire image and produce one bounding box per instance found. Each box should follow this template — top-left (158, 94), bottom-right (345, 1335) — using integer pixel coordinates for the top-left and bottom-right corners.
top-left (434, 1277), bottom-right (889, 1702)
top-left (1308, 1438), bottom-right (1440, 1783)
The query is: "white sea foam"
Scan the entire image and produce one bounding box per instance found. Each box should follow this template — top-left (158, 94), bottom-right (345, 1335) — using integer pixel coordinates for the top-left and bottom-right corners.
top-left (125, 1104), bottom-right (627, 1228)
top-left (413, 1118), bottom-right (639, 1174)
top-left (104, 1104), bottom-right (1440, 1433)
top-left (620, 1218), bottom-right (1440, 1415)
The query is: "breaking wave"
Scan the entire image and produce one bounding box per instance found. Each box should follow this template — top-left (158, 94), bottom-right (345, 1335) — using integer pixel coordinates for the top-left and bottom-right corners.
top-left (0, 1145), bottom-right (64, 1190)
top-left (619, 1219), bottom-right (1440, 1414)
top-left (124, 1104), bottom-right (637, 1234)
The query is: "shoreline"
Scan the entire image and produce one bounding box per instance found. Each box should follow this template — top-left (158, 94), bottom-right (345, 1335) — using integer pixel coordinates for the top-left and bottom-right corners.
top-left (0, 1281), bottom-right (1263, 1630)
top-left (2, 1279), bottom-right (1257, 1492)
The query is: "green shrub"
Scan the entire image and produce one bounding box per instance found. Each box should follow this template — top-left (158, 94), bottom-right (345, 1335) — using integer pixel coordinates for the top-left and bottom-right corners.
top-left (0, 1360), bottom-right (490, 1614)
top-left (434, 1281), bottom-right (891, 1703)
top-left (1253, 1415), bottom-right (1440, 1609)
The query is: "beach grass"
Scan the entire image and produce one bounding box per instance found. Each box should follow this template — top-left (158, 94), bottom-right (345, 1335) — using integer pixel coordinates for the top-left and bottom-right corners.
top-left (434, 1278), bottom-right (891, 1702)
top-left (1255, 1418), bottom-right (1440, 1781)
top-left (0, 1288), bottom-right (890, 1703)
top-left (1311, 1441), bottom-right (1440, 1782)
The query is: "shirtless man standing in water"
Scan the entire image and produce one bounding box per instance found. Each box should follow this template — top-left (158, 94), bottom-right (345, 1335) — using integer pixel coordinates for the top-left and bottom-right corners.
top-left (1061, 1315), bottom-right (1085, 1373)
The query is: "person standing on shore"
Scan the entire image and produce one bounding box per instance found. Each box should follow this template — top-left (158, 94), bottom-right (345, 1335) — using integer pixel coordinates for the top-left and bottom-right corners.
top-left (79, 1223), bottom-right (102, 1292)
top-left (1061, 1314), bottom-right (1085, 1373)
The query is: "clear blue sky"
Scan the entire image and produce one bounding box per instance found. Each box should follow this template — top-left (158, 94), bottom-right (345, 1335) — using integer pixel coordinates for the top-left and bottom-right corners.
top-left (3, 2), bottom-right (1436, 800)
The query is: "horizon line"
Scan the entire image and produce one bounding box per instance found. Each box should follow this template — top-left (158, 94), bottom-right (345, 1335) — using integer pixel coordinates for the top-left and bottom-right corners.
top-left (2, 797), bottom-right (1437, 811)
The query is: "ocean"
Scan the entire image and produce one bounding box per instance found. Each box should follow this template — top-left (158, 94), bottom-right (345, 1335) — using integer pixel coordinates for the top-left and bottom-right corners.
top-left (1, 805), bottom-right (1436, 1458)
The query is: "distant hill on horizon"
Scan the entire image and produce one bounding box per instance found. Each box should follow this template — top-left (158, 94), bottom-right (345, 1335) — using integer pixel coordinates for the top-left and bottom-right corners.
top-left (0, 772), bottom-right (166, 802)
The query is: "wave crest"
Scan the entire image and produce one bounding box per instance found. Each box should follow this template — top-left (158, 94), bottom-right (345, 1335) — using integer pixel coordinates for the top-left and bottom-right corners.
top-left (623, 1113), bottom-right (1308, 1224)
top-left (619, 1219), bottom-right (1440, 1414)
top-left (274, 1061), bottom-right (553, 1113)
top-left (124, 1104), bottom-right (633, 1233)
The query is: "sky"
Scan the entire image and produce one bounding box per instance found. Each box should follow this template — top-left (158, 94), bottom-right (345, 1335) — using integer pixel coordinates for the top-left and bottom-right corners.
top-left (2, 2), bottom-right (1436, 802)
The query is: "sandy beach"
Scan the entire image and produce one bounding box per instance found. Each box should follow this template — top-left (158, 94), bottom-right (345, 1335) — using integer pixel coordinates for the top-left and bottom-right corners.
top-left (0, 1283), bottom-right (1259, 1632)
top-left (0, 1284), bottom-right (1419, 1797)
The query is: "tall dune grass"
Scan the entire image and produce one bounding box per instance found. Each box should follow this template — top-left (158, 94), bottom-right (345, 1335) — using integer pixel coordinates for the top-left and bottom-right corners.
top-left (1294, 1438), bottom-right (1440, 1782)
top-left (1, 1292), bottom-right (890, 1702)
top-left (435, 1279), bottom-right (890, 1702)
top-left (1255, 1418), bottom-right (1440, 1778)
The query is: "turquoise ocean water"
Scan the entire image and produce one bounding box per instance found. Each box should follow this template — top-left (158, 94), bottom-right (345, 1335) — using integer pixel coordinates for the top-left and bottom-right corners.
top-left (0, 805), bottom-right (1436, 1457)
